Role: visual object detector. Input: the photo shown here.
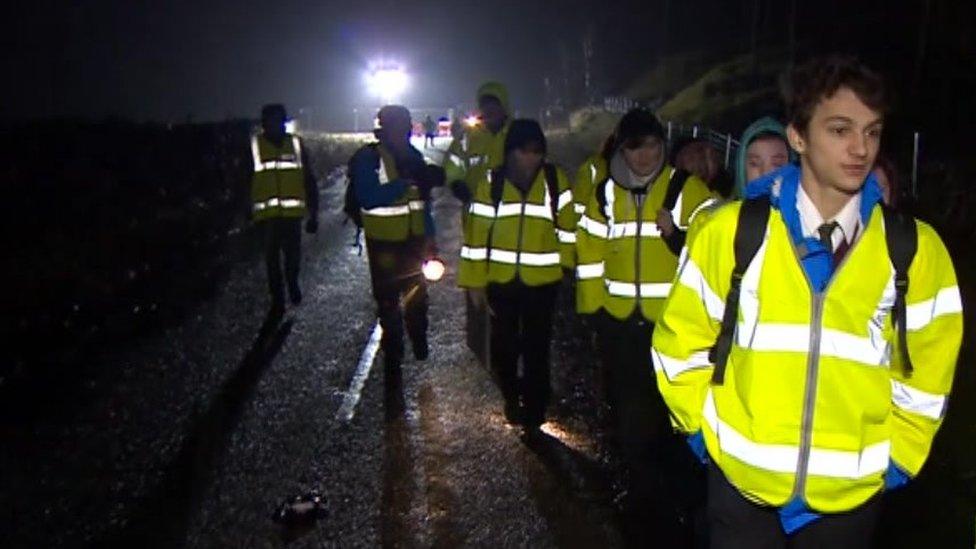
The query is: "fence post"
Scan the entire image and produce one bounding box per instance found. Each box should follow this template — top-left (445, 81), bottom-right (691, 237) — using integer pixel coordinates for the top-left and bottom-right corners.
top-left (725, 133), bottom-right (733, 168)
top-left (667, 121), bottom-right (672, 142)
top-left (911, 131), bottom-right (920, 197)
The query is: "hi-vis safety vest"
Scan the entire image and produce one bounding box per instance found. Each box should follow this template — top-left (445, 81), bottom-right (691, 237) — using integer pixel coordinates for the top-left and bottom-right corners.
top-left (250, 133), bottom-right (308, 221)
top-left (574, 153), bottom-right (607, 217)
top-left (575, 167), bottom-right (712, 321)
top-left (360, 144), bottom-right (426, 242)
top-left (458, 166), bottom-right (576, 288)
top-left (652, 201), bottom-right (962, 514)
top-left (445, 122), bottom-right (509, 199)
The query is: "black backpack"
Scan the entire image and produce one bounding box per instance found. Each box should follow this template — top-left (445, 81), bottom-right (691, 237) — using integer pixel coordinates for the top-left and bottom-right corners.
top-left (708, 198), bottom-right (918, 385)
top-left (343, 144), bottom-right (377, 229)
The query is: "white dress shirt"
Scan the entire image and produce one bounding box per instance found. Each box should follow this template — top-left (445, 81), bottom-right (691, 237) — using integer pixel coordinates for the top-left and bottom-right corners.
top-left (797, 185), bottom-right (861, 251)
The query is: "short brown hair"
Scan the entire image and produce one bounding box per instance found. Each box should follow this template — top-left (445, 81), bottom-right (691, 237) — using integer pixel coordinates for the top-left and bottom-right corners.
top-left (784, 55), bottom-right (888, 133)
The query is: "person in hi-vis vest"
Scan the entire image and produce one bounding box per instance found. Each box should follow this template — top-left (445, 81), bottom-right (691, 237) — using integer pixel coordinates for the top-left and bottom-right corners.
top-left (349, 106), bottom-right (444, 374)
top-left (249, 103), bottom-right (319, 314)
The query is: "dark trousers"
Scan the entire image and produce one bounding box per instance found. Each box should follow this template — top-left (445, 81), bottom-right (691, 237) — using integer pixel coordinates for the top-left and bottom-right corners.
top-left (366, 238), bottom-right (429, 368)
top-left (487, 280), bottom-right (559, 426)
top-left (596, 314), bottom-right (671, 491)
top-left (262, 218), bottom-right (302, 303)
top-left (707, 465), bottom-right (881, 549)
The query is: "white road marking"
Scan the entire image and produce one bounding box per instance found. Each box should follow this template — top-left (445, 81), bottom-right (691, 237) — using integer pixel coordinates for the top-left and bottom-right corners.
top-left (336, 320), bottom-right (383, 423)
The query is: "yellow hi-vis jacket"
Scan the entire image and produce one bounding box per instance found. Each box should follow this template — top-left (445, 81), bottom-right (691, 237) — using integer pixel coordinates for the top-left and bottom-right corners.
top-left (574, 153), bottom-right (607, 218)
top-left (250, 133), bottom-right (308, 221)
top-left (360, 144), bottom-right (426, 242)
top-left (458, 166), bottom-right (575, 288)
top-left (652, 201), bottom-right (963, 513)
top-left (575, 167), bottom-right (712, 321)
top-left (445, 121), bottom-right (510, 200)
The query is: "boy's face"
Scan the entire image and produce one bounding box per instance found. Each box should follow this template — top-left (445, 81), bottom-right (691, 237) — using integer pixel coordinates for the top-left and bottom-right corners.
top-left (745, 136), bottom-right (790, 181)
top-left (788, 86), bottom-right (883, 195)
top-left (478, 96), bottom-right (507, 131)
top-left (622, 136), bottom-right (664, 178)
top-left (510, 144), bottom-right (544, 179)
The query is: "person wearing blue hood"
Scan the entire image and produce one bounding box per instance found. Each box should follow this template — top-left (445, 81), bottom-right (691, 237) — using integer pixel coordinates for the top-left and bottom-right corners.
top-left (653, 55), bottom-right (962, 547)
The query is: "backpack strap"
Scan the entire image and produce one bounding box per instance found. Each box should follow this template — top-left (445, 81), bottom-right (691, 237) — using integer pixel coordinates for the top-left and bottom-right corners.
top-left (542, 162), bottom-right (560, 221)
top-left (709, 196), bottom-right (770, 384)
top-left (594, 178), bottom-right (612, 225)
top-left (663, 168), bottom-right (691, 212)
top-left (484, 168), bottom-right (505, 263)
top-left (882, 205), bottom-right (918, 377)
top-left (489, 168), bottom-right (505, 210)
top-left (662, 169), bottom-right (691, 256)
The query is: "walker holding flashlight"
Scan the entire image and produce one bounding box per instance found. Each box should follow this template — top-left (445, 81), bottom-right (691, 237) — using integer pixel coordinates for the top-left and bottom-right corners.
top-left (348, 105), bottom-right (444, 372)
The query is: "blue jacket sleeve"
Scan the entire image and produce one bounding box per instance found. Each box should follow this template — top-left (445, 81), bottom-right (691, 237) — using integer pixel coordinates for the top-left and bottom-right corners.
top-left (350, 147), bottom-right (410, 209)
top-left (884, 461), bottom-right (911, 490)
top-left (687, 431), bottom-right (707, 464)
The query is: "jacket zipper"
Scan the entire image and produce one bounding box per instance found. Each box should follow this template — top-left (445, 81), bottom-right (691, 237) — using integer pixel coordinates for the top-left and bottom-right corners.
top-left (793, 293), bottom-right (823, 498)
top-left (634, 191), bottom-right (646, 304)
top-left (515, 184), bottom-right (527, 276)
top-left (275, 140), bottom-right (284, 210)
top-left (789, 214), bottom-right (866, 501)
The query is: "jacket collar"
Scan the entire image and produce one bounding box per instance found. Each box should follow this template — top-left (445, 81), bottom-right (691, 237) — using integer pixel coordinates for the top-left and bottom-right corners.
top-left (744, 163), bottom-right (883, 245)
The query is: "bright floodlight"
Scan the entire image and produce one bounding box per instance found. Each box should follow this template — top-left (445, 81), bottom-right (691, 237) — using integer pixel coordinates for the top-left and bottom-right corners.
top-left (366, 67), bottom-right (408, 103)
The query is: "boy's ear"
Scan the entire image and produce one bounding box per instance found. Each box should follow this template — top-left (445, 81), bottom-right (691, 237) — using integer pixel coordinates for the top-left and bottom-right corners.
top-left (786, 123), bottom-right (806, 155)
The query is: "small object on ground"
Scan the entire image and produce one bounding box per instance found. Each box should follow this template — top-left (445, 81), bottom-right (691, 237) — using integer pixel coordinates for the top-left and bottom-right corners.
top-left (272, 491), bottom-right (328, 526)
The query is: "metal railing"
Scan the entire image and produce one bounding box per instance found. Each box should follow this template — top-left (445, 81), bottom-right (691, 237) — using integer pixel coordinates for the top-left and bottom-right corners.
top-left (664, 120), bottom-right (741, 169)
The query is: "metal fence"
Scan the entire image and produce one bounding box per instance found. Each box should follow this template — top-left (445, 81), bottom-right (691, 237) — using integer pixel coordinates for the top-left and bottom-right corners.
top-left (663, 120), bottom-right (741, 169)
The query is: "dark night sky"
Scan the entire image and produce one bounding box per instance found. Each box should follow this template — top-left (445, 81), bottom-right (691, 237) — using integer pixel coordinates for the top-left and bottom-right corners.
top-left (5, 0), bottom-right (974, 137)
top-left (5, 1), bottom-right (583, 124)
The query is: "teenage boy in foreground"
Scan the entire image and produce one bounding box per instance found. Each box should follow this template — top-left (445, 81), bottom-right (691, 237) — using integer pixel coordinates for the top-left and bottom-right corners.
top-left (652, 55), bottom-right (963, 547)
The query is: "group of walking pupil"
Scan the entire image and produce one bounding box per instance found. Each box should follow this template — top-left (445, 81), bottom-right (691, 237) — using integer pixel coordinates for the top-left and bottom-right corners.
top-left (248, 55), bottom-right (963, 547)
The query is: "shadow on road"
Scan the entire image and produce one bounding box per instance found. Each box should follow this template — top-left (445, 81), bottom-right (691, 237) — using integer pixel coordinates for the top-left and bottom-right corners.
top-left (521, 428), bottom-right (621, 547)
top-left (380, 365), bottom-right (419, 548)
top-left (99, 309), bottom-right (293, 547)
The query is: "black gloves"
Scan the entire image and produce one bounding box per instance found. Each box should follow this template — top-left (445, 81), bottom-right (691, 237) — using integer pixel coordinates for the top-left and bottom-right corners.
top-left (413, 165), bottom-right (446, 200)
